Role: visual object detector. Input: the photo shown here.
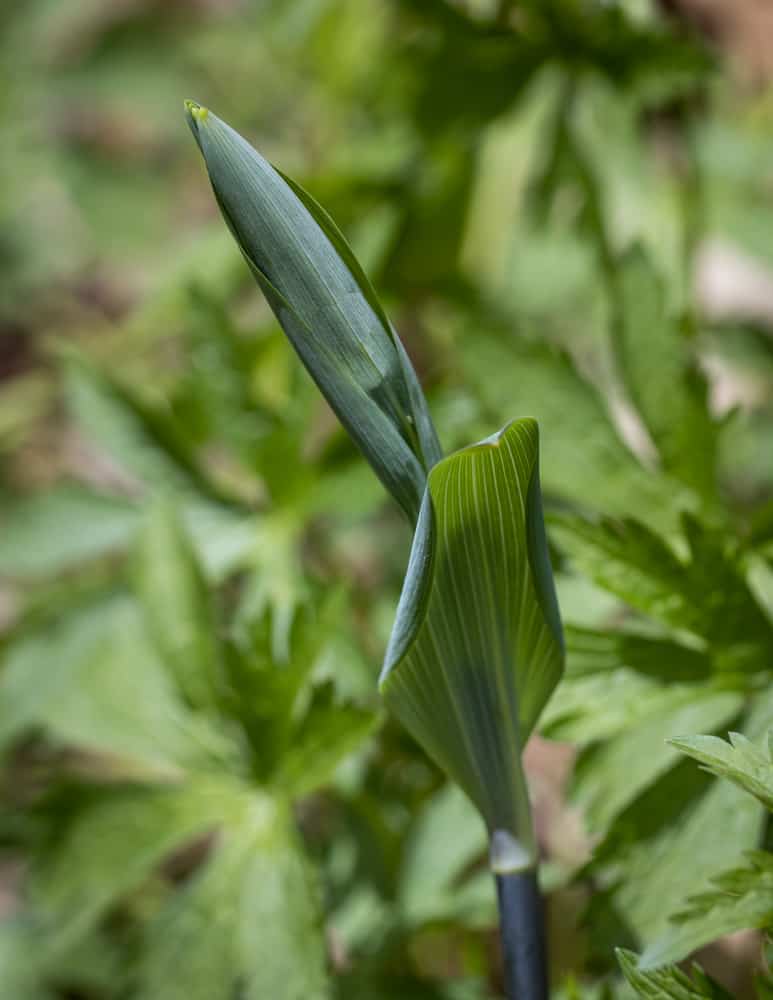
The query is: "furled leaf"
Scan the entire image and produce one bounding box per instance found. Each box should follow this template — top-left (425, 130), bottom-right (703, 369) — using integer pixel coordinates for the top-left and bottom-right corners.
top-left (617, 949), bottom-right (733, 1000)
top-left (185, 102), bottom-right (441, 520)
top-left (133, 796), bottom-right (329, 1000)
top-left (134, 499), bottom-right (222, 711)
top-left (380, 419), bottom-right (564, 870)
top-left (668, 730), bottom-right (773, 811)
top-left (640, 851), bottom-right (773, 969)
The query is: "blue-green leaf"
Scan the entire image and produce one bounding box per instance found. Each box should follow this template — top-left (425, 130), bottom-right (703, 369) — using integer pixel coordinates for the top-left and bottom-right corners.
top-left (184, 102), bottom-right (441, 520)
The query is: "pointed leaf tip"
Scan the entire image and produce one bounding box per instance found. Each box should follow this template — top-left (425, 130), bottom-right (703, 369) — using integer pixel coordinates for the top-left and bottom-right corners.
top-left (183, 104), bottom-right (440, 522)
top-left (184, 100), bottom-right (208, 123)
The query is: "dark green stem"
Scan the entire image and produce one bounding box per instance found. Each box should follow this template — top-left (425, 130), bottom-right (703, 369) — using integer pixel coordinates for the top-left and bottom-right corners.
top-left (495, 868), bottom-right (548, 1000)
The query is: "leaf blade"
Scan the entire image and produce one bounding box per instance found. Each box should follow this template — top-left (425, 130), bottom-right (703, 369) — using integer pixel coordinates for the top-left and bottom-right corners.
top-left (381, 420), bottom-right (564, 864)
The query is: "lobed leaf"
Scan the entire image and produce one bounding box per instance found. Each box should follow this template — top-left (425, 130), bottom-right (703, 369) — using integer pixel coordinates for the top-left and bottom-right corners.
top-left (271, 682), bottom-right (379, 798)
top-left (552, 511), bottom-right (773, 667)
top-left (617, 949), bottom-right (733, 1000)
top-left (640, 850), bottom-right (773, 969)
top-left (0, 484), bottom-right (139, 580)
top-left (565, 625), bottom-right (712, 683)
top-left (133, 797), bottom-right (329, 1000)
top-left (573, 690), bottom-right (742, 834)
top-left (607, 697), bottom-right (771, 949)
top-left (462, 331), bottom-right (693, 533)
top-left (134, 500), bottom-right (222, 711)
top-left (669, 730), bottom-right (773, 811)
top-left (614, 248), bottom-right (718, 502)
top-left (30, 777), bottom-right (259, 950)
top-left (380, 419), bottom-right (564, 870)
top-left (0, 596), bottom-right (232, 773)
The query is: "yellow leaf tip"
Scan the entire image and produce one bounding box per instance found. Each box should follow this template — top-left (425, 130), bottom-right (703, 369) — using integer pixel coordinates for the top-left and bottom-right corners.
top-left (184, 100), bottom-right (209, 123)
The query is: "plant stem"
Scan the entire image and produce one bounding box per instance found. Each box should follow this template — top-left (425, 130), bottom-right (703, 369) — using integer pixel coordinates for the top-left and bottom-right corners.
top-left (495, 868), bottom-right (548, 1000)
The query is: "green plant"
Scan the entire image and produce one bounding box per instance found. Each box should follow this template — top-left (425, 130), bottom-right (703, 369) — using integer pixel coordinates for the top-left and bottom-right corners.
top-left (186, 100), bottom-right (564, 998)
top-left (3, 2), bottom-right (773, 997)
top-left (621, 728), bottom-right (773, 989)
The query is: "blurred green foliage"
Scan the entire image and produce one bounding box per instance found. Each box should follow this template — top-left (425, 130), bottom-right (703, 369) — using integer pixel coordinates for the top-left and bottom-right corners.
top-left (2, 0), bottom-right (773, 996)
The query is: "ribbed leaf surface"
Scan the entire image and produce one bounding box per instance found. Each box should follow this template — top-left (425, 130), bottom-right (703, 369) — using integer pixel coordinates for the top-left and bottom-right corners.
top-left (380, 419), bottom-right (564, 869)
top-left (185, 102), bottom-right (440, 520)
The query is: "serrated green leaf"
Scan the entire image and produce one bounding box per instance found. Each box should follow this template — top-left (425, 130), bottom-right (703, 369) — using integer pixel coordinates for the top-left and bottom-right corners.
top-left (380, 419), bottom-right (564, 869)
top-left (240, 808), bottom-right (330, 1000)
top-left (227, 591), bottom-right (344, 780)
top-left (541, 670), bottom-right (693, 743)
top-left (610, 707), bottom-right (767, 946)
top-left (614, 248), bottom-right (718, 501)
top-left (617, 949), bottom-right (733, 1000)
top-left (0, 485), bottom-right (139, 580)
top-left (566, 625), bottom-right (712, 683)
top-left (552, 512), bottom-right (773, 667)
top-left (551, 512), bottom-right (691, 623)
top-left (31, 777), bottom-right (259, 949)
top-left (134, 499), bottom-right (222, 711)
top-left (64, 359), bottom-right (207, 499)
top-left (574, 690), bottom-right (742, 833)
top-left (133, 796), bottom-right (329, 1000)
top-left (462, 332), bottom-right (693, 533)
top-left (640, 850), bottom-right (773, 969)
top-left (0, 596), bottom-right (233, 773)
top-left (669, 730), bottom-right (773, 811)
top-left (63, 360), bottom-right (258, 580)
top-left (271, 682), bottom-right (378, 798)
top-left (185, 102), bottom-right (440, 520)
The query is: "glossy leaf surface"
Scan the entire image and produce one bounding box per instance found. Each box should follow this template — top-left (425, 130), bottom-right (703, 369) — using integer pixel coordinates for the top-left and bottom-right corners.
top-left (185, 102), bottom-right (441, 520)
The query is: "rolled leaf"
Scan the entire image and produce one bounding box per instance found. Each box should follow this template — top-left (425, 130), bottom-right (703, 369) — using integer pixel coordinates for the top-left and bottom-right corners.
top-left (381, 419), bottom-right (564, 872)
top-left (184, 101), bottom-right (441, 520)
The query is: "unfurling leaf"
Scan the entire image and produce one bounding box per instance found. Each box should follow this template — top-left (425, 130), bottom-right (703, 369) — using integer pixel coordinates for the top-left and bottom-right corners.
top-left (184, 102), bottom-right (441, 520)
top-left (380, 419), bottom-right (564, 871)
